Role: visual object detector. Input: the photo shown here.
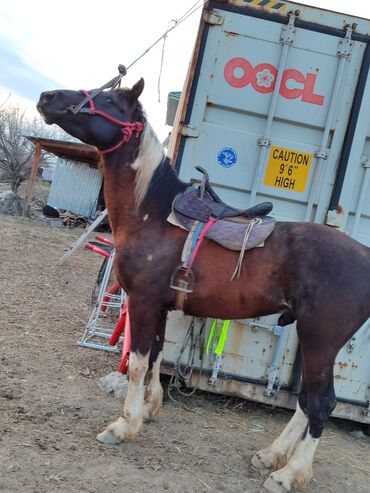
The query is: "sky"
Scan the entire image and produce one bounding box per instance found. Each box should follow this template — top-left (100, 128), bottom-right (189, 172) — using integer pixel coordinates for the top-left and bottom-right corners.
top-left (1, 0), bottom-right (370, 141)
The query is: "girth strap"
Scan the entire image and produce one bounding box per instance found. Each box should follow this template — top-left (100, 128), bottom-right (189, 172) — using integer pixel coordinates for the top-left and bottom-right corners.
top-left (171, 217), bottom-right (216, 311)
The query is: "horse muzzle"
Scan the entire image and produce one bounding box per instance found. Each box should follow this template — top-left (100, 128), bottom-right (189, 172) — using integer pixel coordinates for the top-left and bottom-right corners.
top-left (37, 91), bottom-right (69, 123)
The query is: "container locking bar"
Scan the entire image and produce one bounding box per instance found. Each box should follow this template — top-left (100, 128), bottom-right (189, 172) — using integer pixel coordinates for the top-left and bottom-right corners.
top-left (249, 10), bottom-right (299, 206)
top-left (350, 156), bottom-right (370, 237)
top-left (280, 10), bottom-right (300, 45)
top-left (337, 23), bottom-right (356, 58)
top-left (306, 23), bottom-right (355, 222)
top-left (249, 320), bottom-right (291, 399)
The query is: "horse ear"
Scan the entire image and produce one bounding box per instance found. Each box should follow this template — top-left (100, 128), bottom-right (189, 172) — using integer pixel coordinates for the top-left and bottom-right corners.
top-left (131, 78), bottom-right (144, 100)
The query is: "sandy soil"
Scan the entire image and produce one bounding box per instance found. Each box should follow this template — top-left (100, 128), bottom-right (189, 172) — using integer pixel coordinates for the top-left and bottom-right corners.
top-left (0, 214), bottom-right (369, 493)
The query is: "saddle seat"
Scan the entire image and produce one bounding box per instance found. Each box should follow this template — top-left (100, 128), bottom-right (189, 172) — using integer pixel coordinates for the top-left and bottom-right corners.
top-left (170, 167), bottom-right (275, 252)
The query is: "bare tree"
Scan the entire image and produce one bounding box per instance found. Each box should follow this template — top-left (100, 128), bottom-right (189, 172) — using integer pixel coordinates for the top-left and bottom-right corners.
top-left (0, 99), bottom-right (68, 194)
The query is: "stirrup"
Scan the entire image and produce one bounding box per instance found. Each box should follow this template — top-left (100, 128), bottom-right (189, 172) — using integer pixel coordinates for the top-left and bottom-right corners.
top-left (170, 266), bottom-right (195, 293)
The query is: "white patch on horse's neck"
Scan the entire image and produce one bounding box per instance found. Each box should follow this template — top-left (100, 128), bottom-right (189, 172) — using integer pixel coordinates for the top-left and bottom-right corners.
top-left (131, 123), bottom-right (164, 207)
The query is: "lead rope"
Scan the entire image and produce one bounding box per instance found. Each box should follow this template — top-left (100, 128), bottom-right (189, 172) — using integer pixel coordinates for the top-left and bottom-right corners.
top-left (71, 1), bottom-right (206, 116)
top-left (126, 1), bottom-right (206, 72)
top-left (158, 19), bottom-right (177, 102)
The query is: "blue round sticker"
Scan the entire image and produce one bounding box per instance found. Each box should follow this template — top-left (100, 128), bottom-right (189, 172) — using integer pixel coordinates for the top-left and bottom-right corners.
top-left (217, 147), bottom-right (238, 168)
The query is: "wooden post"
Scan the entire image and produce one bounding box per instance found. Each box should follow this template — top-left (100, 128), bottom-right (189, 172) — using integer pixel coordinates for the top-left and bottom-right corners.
top-left (22, 143), bottom-right (42, 217)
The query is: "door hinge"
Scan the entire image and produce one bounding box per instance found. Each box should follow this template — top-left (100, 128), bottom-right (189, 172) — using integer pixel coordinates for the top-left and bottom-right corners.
top-left (204, 11), bottom-right (224, 26)
top-left (325, 208), bottom-right (345, 229)
top-left (180, 124), bottom-right (199, 138)
top-left (364, 387), bottom-right (370, 417)
top-left (346, 336), bottom-right (356, 353)
top-left (314, 150), bottom-right (328, 159)
top-left (257, 137), bottom-right (271, 148)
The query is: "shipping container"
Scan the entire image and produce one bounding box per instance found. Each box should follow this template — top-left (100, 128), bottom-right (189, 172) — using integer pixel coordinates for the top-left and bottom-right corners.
top-left (163, 0), bottom-right (370, 425)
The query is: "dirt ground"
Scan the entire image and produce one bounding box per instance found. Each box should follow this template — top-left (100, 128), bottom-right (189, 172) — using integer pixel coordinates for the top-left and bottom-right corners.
top-left (0, 214), bottom-right (370, 493)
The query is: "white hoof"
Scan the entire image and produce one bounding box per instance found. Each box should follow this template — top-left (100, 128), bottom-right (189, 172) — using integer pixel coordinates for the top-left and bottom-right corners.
top-left (96, 417), bottom-right (129, 444)
top-left (252, 453), bottom-right (272, 470)
top-left (251, 448), bottom-right (279, 470)
top-left (96, 430), bottom-right (122, 444)
top-left (263, 476), bottom-right (289, 493)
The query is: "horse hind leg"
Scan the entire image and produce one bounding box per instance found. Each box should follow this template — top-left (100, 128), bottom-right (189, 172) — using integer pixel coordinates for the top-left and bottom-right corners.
top-left (252, 310), bottom-right (303, 471)
top-left (263, 346), bottom-right (336, 493)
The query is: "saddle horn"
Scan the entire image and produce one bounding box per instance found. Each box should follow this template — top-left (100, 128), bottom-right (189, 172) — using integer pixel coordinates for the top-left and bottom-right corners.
top-left (195, 166), bottom-right (209, 200)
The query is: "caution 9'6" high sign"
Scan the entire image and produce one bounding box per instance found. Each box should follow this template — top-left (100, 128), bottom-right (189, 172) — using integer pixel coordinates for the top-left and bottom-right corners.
top-left (264, 146), bottom-right (313, 193)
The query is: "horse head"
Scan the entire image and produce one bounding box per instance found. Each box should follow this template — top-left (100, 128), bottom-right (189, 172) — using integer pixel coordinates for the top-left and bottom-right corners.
top-left (37, 79), bottom-right (145, 154)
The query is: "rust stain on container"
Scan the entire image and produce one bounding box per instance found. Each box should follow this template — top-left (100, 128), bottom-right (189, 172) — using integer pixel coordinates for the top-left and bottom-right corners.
top-left (337, 361), bottom-right (348, 370)
top-left (228, 323), bottom-right (244, 355)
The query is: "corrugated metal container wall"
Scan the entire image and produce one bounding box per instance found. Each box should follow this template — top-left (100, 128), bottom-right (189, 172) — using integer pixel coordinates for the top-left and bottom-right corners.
top-left (47, 160), bottom-right (103, 216)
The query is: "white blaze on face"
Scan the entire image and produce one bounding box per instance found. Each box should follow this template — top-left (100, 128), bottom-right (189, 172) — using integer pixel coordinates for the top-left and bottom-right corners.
top-left (131, 123), bottom-right (164, 207)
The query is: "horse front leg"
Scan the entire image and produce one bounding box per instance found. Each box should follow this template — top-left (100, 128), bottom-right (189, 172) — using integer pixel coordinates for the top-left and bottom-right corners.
top-left (252, 402), bottom-right (308, 471)
top-left (97, 300), bottom-right (164, 444)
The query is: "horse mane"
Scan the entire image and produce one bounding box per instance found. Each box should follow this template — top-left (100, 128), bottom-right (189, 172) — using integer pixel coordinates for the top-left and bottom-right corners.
top-left (131, 121), bottom-right (165, 206)
top-left (130, 117), bottom-right (188, 220)
top-left (140, 156), bottom-right (188, 221)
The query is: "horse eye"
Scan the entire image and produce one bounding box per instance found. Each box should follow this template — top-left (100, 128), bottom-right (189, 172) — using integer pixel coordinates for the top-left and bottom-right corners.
top-left (106, 98), bottom-right (112, 104)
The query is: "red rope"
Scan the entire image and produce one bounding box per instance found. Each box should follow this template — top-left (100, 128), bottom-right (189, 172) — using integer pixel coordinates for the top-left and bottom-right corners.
top-left (81, 90), bottom-right (143, 154)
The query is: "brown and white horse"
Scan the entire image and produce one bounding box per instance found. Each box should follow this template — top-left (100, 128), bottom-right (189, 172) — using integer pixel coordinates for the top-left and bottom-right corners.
top-left (37, 79), bottom-right (370, 493)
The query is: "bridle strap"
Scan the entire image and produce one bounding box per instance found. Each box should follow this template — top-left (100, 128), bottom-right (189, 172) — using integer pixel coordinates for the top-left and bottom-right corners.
top-left (70, 64), bottom-right (127, 115)
top-left (77, 89), bottom-right (144, 155)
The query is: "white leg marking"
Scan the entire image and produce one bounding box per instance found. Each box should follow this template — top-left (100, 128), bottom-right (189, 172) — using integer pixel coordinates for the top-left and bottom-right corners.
top-left (97, 351), bottom-right (149, 444)
top-left (252, 403), bottom-right (308, 470)
top-left (143, 351), bottom-right (164, 421)
top-left (264, 431), bottom-right (319, 493)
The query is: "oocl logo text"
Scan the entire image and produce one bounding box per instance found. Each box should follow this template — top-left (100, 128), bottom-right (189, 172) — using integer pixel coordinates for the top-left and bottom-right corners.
top-left (224, 57), bottom-right (324, 106)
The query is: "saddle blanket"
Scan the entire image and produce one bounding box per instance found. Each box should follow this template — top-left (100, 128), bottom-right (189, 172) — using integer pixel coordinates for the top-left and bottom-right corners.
top-left (168, 210), bottom-right (275, 251)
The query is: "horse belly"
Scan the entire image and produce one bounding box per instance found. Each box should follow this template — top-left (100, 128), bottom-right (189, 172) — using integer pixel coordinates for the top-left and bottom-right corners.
top-left (183, 248), bottom-right (284, 320)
